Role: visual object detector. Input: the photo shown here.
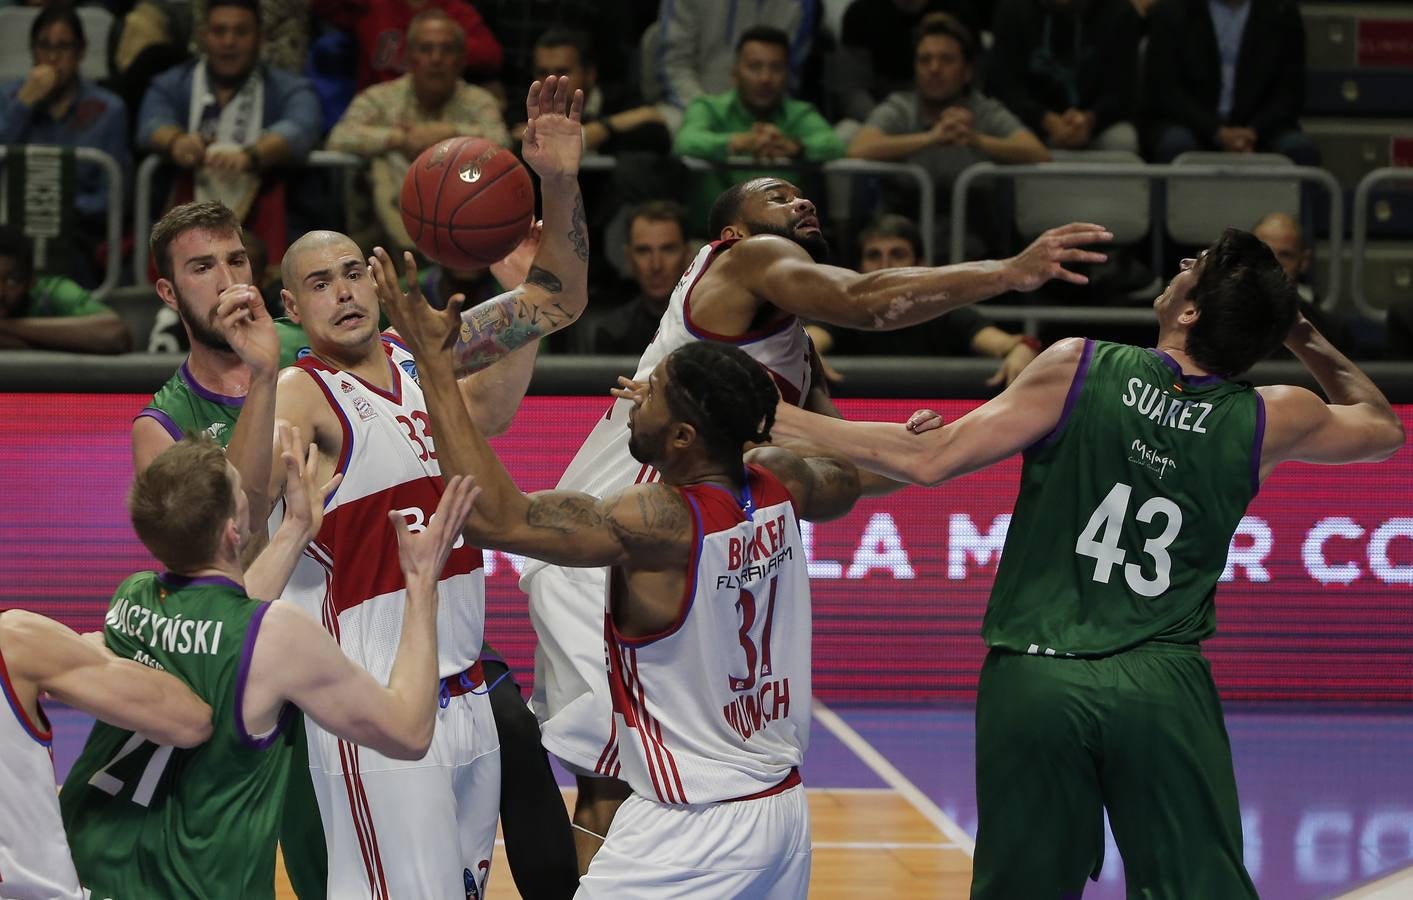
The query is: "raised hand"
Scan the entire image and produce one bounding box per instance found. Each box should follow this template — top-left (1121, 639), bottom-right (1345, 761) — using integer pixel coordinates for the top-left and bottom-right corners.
top-left (368, 247), bottom-right (464, 359)
top-left (390, 475), bottom-right (480, 594)
top-left (215, 282), bottom-right (278, 377)
top-left (1006, 222), bottom-right (1112, 292)
top-left (522, 75), bottom-right (584, 180)
top-left (278, 423), bottom-right (343, 540)
top-left (609, 375), bottom-right (646, 407)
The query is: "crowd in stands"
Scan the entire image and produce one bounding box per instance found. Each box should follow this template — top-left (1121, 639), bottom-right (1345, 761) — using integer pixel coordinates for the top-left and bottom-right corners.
top-left (0, 0), bottom-right (1406, 361)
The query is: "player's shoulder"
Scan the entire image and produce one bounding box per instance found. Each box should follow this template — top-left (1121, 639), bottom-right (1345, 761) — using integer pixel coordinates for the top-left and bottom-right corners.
top-left (603, 482), bottom-right (694, 540)
top-left (1256, 383), bottom-right (1328, 427)
top-left (724, 233), bottom-right (813, 268)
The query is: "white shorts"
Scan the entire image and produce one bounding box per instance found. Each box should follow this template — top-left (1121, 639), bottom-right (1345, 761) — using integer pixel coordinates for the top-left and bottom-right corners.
top-left (524, 564), bottom-right (615, 775)
top-left (304, 688), bottom-right (501, 900)
top-left (575, 786), bottom-right (811, 899)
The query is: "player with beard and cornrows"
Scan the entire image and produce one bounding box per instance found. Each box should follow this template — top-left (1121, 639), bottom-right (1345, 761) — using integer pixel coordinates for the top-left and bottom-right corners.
top-left (514, 173), bottom-right (1114, 871)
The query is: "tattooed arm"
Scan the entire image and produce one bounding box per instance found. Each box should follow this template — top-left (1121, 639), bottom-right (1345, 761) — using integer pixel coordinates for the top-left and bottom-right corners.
top-left (744, 444), bottom-right (863, 522)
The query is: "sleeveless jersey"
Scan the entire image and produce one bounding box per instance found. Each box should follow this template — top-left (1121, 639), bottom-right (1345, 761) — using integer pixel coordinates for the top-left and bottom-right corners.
top-left (522, 240), bottom-right (813, 583)
top-left (983, 341), bottom-right (1263, 657)
top-left (280, 336), bottom-right (486, 681)
top-left (60, 573), bottom-right (296, 900)
top-left (136, 319), bottom-right (312, 445)
top-left (0, 622), bottom-right (83, 900)
top-left (604, 465), bottom-right (811, 804)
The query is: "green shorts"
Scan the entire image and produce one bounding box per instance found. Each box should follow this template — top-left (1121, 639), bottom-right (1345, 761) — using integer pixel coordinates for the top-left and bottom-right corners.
top-left (279, 717), bottom-right (328, 899)
top-left (970, 642), bottom-right (1257, 900)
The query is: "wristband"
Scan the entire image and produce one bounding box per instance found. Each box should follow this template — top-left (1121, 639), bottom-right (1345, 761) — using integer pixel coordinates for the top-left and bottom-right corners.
top-left (1013, 335), bottom-right (1042, 354)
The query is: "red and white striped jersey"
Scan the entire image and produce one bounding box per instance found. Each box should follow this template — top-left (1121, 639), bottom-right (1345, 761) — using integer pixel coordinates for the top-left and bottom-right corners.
top-left (602, 465), bottom-right (811, 804)
top-left (522, 239), bottom-right (813, 583)
top-left (280, 336), bottom-right (486, 681)
top-left (0, 632), bottom-right (83, 899)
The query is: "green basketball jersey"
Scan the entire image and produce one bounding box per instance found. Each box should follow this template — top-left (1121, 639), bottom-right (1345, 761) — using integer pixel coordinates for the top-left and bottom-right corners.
top-left (59, 572), bottom-right (296, 900)
top-left (138, 319), bottom-right (310, 446)
top-left (983, 341), bottom-right (1262, 657)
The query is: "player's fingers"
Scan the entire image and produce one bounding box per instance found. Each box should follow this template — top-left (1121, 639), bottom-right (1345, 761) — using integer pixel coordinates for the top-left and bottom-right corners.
top-left (1055, 229), bottom-right (1113, 247)
top-left (445, 293), bottom-right (468, 318)
top-left (1055, 266), bottom-right (1091, 285)
top-left (526, 78), bottom-right (542, 121)
top-left (386, 509), bottom-right (411, 545)
top-left (401, 251), bottom-right (422, 299)
top-left (320, 472), bottom-right (343, 500)
top-left (985, 368), bottom-right (1005, 387)
top-left (551, 74), bottom-right (570, 115)
top-left (569, 88), bottom-right (585, 122)
top-left (1059, 247), bottom-right (1108, 264)
top-left (1048, 222), bottom-right (1107, 236)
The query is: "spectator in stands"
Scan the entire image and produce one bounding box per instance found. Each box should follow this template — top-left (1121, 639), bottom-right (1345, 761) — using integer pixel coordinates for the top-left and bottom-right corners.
top-left (834, 0), bottom-right (984, 122)
top-left (1252, 212), bottom-right (1312, 300)
top-left (848, 13), bottom-right (1047, 248)
top-left (986, 0), bottom-right (1142, 153)
top-left (193, 0), bottom-right (310, 72)
top-left (675, 26), bottom-right (843, 229)
top-left (327, 9), bottom-right (508, 256)
top-left (1144, 0), bottom-right (1317, 164)
top-left (477, 0), bottom-right (633, 111)
top-left (0, 225), bottom-right (131, 354)
top-left (651, 0), bottom-right (817, 114)
top-left (139, 0), bottom-right (321, 264)
top-left (0, 5), bottom-right (130, 222)
top-left (559, 200), bottom-right (691, 354)
top-left (807, 213), bottom-right (1041, 385)
top-left (311, 0), bottom-right (502, 90)
top-left (516, 28), bottom-right (669, 155)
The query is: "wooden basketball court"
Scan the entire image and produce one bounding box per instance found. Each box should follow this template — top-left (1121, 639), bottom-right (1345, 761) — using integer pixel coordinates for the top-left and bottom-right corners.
top-left (275, 786), bottom-right (973, 898)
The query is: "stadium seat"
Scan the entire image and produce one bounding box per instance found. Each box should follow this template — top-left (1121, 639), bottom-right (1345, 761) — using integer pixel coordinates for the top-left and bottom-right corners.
top-left (1013, 150), bottom-right (1150, 244)
top-left (1303, 118), bottom-right (1413, 189)
top-left (1166, 151), bottom-right (1300, 246)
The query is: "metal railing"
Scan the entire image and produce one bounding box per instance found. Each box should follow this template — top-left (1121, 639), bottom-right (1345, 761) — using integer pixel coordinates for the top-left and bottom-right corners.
top-left (949, 162), bottom-right (1345, 331)
top-left (1350, 167), bottom-right (1413, 322)
top-left (586, 155), bottom-right (938, 262)
top-left (132, 150), bottom-right (366, 284)
top-left (0, 146), bottom-right (123, 300)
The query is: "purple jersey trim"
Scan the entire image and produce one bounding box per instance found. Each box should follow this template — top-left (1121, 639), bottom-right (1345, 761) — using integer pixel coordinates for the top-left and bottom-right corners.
top-left (180, 361), bottom-right (245, 406)
top-left (1032, 338), bottom-right (1095, 451)
top-left (1147, 348), bottom-right (1227, 386)
top-left (234, 601), bottom-right (292, 750)
top-left (136, 407), bottom-right (183, 442)
top-left (1250, 390), bottom-right (1267, 496)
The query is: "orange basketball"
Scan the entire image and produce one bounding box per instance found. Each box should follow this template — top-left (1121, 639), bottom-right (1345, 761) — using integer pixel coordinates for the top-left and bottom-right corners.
top-left (400, 137), bottom-right (534, 270)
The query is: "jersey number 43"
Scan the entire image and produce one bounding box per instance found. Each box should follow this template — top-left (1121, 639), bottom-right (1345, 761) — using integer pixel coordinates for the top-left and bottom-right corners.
top-left (1075, 481), bottom-right (1183, 598)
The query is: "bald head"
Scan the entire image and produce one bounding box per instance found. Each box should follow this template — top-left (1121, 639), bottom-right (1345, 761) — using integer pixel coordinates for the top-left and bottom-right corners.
top-left (1252, 213), bottom-right (1307, 283)
top-left (281, 230), bottom-right (363, 290)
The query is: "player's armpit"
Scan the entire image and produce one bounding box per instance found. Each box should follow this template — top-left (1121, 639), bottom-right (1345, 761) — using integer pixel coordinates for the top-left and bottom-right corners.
top-left (4, 611), bottom-right (212, 748)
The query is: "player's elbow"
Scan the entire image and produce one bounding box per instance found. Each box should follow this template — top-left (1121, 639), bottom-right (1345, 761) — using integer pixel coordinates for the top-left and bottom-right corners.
top-left (382, 719), bottom-right (435, 761)
top-left (1370, 415), bottom-right (1406, 461)
top-left (155, 703), bottom-right (214, 748)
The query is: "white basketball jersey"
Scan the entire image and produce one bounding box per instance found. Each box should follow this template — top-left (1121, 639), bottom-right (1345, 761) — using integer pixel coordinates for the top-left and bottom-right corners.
top-left (603, 465), bottom-right (811, 804)
top-left (522, 239), bottom-right (813, 583)
top-left (281, 336), bottom-right (486, 681)
top-left (0, 637), bottom-right (83, 900)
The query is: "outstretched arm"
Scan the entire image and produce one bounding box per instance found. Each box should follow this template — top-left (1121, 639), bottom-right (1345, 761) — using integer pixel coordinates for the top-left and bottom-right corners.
top-left (1, 610), bottom-right (211, 748)
top-left (802, 375), bottom-right (911, 497)
top-left (771, 339), bottom-right (1084, 485)
top-left (733, 224), bottom-right (1110, 331)
top-left (1257, 316), bottom-right (1404, 477)
top-left (244, 425), bottom-right (342, 601)
top-left (249, 477), bottom-right (477, 760)
top-left (744, 445), bottom-right (862, 522)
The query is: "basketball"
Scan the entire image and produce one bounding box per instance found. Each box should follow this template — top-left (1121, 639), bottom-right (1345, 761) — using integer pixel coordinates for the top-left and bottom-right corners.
top-left (400, 137), bottom-right (534, 270)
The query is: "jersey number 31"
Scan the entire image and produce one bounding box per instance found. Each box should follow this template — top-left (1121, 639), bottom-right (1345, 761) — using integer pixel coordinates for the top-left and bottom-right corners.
top-left (1075, 482), bottom-right (1182, 598)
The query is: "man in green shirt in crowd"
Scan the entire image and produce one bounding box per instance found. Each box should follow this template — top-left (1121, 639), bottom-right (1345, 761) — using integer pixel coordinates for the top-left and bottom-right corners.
top-left (674, 25), bottom-right (844, 233)
top-left (0, 224), bottom-right (130, 353)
